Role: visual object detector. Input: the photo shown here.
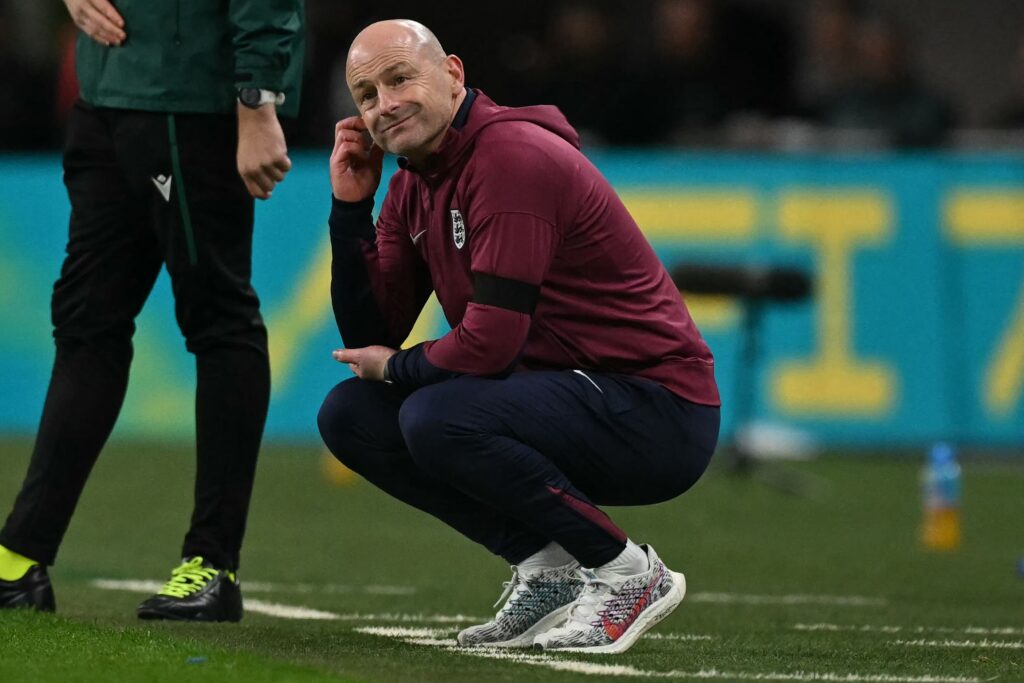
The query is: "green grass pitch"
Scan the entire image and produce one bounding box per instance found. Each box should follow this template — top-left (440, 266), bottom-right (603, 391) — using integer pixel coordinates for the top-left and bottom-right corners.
top-left (0, 438), bottom-right (1021, 682)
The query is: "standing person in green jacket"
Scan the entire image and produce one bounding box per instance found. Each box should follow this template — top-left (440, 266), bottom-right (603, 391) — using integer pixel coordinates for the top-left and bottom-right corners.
top-left (0, 0), bottom-right (304, 622)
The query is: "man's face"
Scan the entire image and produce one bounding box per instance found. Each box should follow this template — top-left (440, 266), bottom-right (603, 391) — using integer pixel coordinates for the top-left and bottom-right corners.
top-left (347, 44), bottom-right (462, 160)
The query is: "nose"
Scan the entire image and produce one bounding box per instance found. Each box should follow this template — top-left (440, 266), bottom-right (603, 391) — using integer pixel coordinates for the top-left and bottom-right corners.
top-left (378, 89), bottom-right (401, 117)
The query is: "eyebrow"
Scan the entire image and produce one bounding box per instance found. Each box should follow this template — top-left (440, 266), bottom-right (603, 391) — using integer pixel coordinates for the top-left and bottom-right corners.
top-left (351, 61), bottom-right (417, 91)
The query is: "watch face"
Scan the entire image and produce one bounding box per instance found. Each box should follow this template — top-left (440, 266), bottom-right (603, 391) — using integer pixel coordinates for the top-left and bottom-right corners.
top-left (240, 89), bottom-right (261, 107)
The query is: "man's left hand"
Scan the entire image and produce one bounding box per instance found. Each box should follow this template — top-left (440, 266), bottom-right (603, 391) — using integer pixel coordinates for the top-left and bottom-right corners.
top-left (237, 103), bottom-right (291, 200)
top-left (333, 345), bottom-right (397, 382)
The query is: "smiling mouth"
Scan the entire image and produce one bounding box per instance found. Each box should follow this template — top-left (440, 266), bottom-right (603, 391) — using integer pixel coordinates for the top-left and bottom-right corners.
top-left (382, 115), bottom-right (413, 133)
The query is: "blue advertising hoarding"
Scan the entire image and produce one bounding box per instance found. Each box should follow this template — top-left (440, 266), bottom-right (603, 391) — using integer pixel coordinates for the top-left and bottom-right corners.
top-left (0, 152), bottom-right (1021, 446)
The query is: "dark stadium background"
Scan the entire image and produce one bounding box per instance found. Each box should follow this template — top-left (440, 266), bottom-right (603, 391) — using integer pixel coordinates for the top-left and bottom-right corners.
top-left (4, 0), bottom-right (1024, 151)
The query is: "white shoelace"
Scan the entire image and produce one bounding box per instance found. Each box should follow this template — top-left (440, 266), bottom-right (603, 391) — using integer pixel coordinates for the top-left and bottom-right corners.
top-left (565, 569), bottom-right (619, 627)
top-left (493, 567), bottom-right (528, 610)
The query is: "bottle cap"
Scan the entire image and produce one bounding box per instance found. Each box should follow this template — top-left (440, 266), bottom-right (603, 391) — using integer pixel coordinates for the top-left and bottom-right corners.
top-left (930, 442), bottom-right (955, 464)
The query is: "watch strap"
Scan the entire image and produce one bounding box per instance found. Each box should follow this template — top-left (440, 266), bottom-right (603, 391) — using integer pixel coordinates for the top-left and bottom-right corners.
top-left (239, 88), bottom-right (285, 108)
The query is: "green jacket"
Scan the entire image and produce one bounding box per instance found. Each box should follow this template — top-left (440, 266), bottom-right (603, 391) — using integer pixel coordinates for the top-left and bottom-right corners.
top-left (76, 0), bottom-right (304, 117)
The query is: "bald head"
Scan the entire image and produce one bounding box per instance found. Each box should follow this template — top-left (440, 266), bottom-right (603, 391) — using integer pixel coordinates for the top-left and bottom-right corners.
top-left (347, 20), bottom-right (446, 75)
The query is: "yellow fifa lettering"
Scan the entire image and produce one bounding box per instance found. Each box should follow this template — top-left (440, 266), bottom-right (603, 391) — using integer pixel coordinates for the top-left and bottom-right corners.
top-left (619, 190), bottom-right (757, 242)
top-left (683, 295), bottom-right (741, 331)
top-left (945, 190), bottom-right (1024, 417)
top-left (771, 192), bottom-right (897, 416)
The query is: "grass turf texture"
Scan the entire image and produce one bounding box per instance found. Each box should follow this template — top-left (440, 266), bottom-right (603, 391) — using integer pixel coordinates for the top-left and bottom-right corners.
top-left (0, 438), bottom-right (1021, 682)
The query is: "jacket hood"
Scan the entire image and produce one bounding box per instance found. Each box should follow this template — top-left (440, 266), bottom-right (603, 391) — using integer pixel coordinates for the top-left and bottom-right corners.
top-left (404, 89), bottom-right (580, 177)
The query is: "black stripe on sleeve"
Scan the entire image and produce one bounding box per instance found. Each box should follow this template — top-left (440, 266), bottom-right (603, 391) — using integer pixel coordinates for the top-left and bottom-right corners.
top-left (472, 272), bottom-right (540, 315)
top-left (386, 344), bottom-right (462, 387)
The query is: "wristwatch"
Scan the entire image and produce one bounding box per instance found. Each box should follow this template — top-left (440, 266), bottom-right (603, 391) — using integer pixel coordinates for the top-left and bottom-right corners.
top-left (237, 88), bottom-right (285, 109)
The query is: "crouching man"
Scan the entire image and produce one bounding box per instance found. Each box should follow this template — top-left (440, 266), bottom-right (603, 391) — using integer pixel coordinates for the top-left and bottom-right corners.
top-left (318, 19), bottom-right (720, 654)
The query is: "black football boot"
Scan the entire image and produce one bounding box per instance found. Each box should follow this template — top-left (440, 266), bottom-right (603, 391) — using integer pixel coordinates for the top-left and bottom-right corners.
top-left (0, 565), bottom-right (56, 612)
top-left (136, 556), bottom-right (242, 622)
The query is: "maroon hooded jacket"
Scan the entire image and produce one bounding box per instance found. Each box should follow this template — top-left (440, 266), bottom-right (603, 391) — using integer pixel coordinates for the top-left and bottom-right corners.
top-left (328, 90), bottom-right (720, 406)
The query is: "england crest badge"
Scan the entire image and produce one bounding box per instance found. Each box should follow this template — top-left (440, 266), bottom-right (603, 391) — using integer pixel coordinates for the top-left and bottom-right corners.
top-left (450, 209), bottom-right (466, 249)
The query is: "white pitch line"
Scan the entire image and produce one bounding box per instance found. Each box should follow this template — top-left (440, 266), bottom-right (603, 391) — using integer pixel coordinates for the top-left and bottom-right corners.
top-left (298, 612), bottom-right (484, 624)
top-left (964, 626), bottom-right (1024, 636)
top-left (360, 626), bottom-right (981, 683)
top-left (363, 586), bottom-right (418, 595)
top-left (690, 592), bottom-right (886, 607)
top-left (245, 599), bottom-right (341, 620)
top-left (92, 579), bottom-right (165, 593)
top-left (328, 612), bottom-right (484, 623)
top-left (796, 624), bottom-right (906, 634)
top-left (405, 638), bottom-right (459, 647)
top-left (644, 633), bottom-right (715, 642)
top-left (894, 638), bottom-right (1024, 650)
top-left (354, 626), bottom-right (454, 639)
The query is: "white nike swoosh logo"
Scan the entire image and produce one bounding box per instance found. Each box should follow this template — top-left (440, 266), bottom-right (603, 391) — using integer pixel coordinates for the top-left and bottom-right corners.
top-left (151, 175), bottom-right (172, 202)
top-left (411, 230), bottom-right (427, 245)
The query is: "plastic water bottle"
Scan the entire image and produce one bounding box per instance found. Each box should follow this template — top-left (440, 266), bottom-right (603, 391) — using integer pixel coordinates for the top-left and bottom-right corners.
top-left (920, 442), bottom-right (962, 551)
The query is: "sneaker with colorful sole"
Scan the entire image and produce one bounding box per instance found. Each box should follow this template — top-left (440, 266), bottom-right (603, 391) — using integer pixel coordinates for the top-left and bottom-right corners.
top-left (532, 544), bottom-right (685, 654)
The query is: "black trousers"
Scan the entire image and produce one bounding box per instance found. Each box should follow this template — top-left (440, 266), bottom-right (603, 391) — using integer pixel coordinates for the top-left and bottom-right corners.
top-left (318, 371), bottom-right (719, 568)
top-left (0, 101), bottom-right (269, 571)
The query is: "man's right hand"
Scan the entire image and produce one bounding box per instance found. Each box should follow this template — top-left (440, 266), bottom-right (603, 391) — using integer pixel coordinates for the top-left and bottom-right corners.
top-left (63, 0), bottom-right (126, 47)
top-left (330, 117), bottom-right (384, 203)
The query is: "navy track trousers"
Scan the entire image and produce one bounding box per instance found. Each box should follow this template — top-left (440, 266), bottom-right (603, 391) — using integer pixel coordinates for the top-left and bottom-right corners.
top-left (318, 370), bottom-right (719, 567)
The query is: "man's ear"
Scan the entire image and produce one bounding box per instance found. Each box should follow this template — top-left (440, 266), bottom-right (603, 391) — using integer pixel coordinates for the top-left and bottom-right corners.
top-left (444, 54), bottom-right (465, 92)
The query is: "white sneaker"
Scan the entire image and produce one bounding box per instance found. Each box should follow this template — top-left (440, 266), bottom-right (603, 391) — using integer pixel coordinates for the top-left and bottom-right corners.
top-left (456, 561), bottom-right (583, 648)
top-left (533, 544), bottom-right (685, 654)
